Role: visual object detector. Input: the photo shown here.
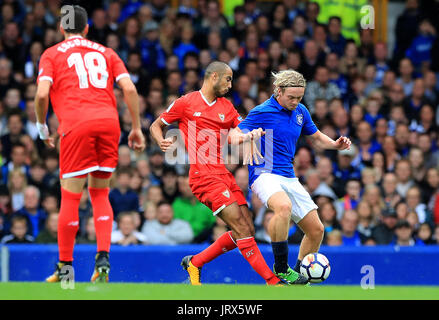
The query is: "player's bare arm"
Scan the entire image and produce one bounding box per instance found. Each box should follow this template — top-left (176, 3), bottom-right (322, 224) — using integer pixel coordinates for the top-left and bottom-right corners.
top-left (309, 130), bottom-right (351, 150)
top-left (149, 117), bottom-right (174, 152)
top-left (34, 79), bottom-right (55, 148)
top-left (228, 127), bottom-right (265, 165)
top-left (118, 77), bottom-right (145, 152)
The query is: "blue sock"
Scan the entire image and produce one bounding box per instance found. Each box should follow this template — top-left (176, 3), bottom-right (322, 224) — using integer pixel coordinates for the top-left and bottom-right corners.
top-left (271, 241), bottom-right (289, 274)
top-left (294, 259), bottom-right (302, 273)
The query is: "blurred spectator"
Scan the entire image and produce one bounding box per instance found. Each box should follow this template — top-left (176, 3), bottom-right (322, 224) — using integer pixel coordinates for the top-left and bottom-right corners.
top-left (340, 209), bottom-right (362, 246)
top-left (333, 146), bottom-right (361, 182)
top-left (394, 0), bottom-right (423, 62)
top-left (405, 18), bottom-right (436, 73)
top-left (255, 209), bottom-right (274, 244)
top-left (1, 214), bottom-right (34, 244)
top-left (362, 184), bottom-right (386, 218)
top-left (7, 168), bottom-right (27, 212)
top-left (405, 186), bottom-right (429, 224)
top-left (127, 51), bottom-right (150, 94)
top-left (391, 219), bottom-right (424, 246)
top-left (35, 211), bottom-right (58, 243)
top-left (417, 222), bottom-right (435, 245)
top-left (141, 200), bottom-right (193, 244)
top-left (326, 16), bottom-right (346, 57)
top-left (396, 58), bottom-right (415, 96)
top-left (326, 229), bottom-right (342, 246)
top-left (339, 41), bottom-right (366, 76)
top-left (88, 8), bottom-right (111, 45)
top-left (139, 20), bottom-right (166, 77)
top-left (160, 165), bottom-right (180, 204)
top-left (111, 211), bottom-right (146, 246)
top-left (77, 216), bottom-right (97, 244)
top-left (109, 168), bottom-right (140, 217)
top-left (2, 142), bottom-right (30, 186)
top-left (382, 172), bottom-right (402, 208)
top-left (395, 159), bottom-right (415, 198)
top-left (356, 201), bottom-right (377, 241)
top-left (408, 147), bottom-right (426, 184)
top-left (371, 207), bottom-right (398, 244)
top-left (172, 173), bottom-right (215, 242)
top-left (403, 78), bottom-right (433, 121)
top-left (319, 201), bottom-right (341, 235)
top-left (304, 66), bottom-right (341, 113)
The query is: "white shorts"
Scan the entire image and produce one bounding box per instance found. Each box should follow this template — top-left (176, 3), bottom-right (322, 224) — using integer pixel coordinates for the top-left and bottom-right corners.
top-left (251, 173), bottom-right (318, 223)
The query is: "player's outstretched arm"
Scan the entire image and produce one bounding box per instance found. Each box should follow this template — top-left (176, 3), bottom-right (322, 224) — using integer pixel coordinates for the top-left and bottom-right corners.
top-left (149, 117), bottom-right (173, 152)
top-left (309, 130), bottom-right (352, 150)
top-left (118, 77), bottom-right (145, 152)
top-left (34, 80), bottom-right (55, 148)
top-left (228, 127), bottom-right (265, 145)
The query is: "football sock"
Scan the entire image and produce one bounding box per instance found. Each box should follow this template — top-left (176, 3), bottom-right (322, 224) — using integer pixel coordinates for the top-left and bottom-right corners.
top-left (88, 187), bottom-right (113, 253)
top-left (191, 231), bottom-right (237, 268)
top-left (237, 237), bottom-right (279, 285)
top-left (58, 188), bottom-right (82, 262)
top-left (271, 240), bottom-right (289, 274)
top-left (294, 259), bottom-right (302, 273)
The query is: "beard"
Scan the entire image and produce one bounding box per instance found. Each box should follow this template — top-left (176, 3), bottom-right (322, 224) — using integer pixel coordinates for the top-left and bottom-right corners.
top-left (213, 81), bottom-right (227, 98)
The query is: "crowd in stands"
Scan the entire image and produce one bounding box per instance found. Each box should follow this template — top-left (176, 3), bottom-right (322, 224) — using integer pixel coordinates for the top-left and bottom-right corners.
top-left (0, 0), bottom-right (438, 247)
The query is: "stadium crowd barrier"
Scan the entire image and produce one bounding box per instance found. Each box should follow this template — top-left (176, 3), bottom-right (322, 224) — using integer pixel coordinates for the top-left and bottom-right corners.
top-left (1, 244), bottom-right (438, 285)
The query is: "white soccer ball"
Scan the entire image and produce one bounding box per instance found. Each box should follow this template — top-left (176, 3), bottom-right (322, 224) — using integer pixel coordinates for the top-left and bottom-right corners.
top-left (300, 253), bottom-right (331, 283)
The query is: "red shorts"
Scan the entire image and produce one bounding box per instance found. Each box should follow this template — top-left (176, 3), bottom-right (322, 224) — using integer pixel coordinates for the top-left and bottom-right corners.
top-left (59, 119), bottom-right (120, 179)
top-left (189, 171), bottom-right (247, 215)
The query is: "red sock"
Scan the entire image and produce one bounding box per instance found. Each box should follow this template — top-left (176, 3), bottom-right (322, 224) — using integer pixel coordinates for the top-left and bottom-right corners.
top-left (88, 187), bottom-right (113, 253)
top-left (237, 237), bottom-right (279, 285)
top-left (58, 188), bottom-right (82, 262)
top-left (191, 231), bottom-right (237, 268)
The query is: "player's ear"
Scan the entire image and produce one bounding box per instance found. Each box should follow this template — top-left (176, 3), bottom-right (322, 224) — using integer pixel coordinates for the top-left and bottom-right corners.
top-left (83, 24), bottom-right (89, 37)
top-left (60, 25), bottom-right (65, 36)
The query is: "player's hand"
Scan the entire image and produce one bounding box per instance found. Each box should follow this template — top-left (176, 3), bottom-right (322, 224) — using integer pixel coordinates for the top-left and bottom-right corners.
top-left (43, 137), bottom-right (55, 148)
top-left (243, 128), bottom-right (265, 142)
top-left (334, 136), bottom-right (351, 150)
top-left (128, 128), bottom-right (146, 152)
top-left (243, 139), bottom-right (264, 166)
top-left (159, 137), bottom-right (174, 152)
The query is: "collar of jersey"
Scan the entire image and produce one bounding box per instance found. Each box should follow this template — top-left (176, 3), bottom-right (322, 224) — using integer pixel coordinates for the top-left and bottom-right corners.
top-left (67, 35), bottom-right (84, 40)
top-left (199, 90), bottom-right (216, 106)
top-left (269, 95), bottom-right (288, 112)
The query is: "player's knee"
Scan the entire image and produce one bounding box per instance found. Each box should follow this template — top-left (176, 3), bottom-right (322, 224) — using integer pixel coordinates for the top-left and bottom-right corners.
top-left (309, 221), bottom-right (324, 241)
top-left (275, 202), bottom-right (292, 220)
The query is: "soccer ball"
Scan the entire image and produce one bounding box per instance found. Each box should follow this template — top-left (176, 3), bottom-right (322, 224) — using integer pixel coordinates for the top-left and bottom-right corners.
top-left (300, 253), bottom-right (331, 283)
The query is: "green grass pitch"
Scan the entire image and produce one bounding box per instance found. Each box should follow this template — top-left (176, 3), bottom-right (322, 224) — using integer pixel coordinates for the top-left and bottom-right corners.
top-left (0, 282), bottom-right (438, 300)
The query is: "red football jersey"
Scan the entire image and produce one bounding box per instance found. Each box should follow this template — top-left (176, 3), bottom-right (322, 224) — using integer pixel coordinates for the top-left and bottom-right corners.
top-left (37, 35), bottom-right (129, 135)
top-left (160, 90), bottom-right (242, 175)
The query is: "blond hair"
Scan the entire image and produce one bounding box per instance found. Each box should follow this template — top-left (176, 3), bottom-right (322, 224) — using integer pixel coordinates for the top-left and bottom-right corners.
top-left (272, 69), bottom-right (306, 97)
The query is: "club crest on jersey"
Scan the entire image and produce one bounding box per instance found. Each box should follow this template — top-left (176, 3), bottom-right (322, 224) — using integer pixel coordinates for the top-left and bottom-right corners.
top-left (296, 114), bottom-right (303, 125)
top-left (218, 113), bottom-right (225, 122)
top-left (222, 189), bottom-right (230, 198)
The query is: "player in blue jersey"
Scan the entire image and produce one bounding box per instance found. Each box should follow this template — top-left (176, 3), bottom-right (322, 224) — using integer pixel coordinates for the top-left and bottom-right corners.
top-left (229, 70), bottom-right (351, 284)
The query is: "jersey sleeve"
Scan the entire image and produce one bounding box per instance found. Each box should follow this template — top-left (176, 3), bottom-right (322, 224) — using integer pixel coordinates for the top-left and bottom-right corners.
top-left (160, 97), bottom-right (186, 125)
top-left (108, 48), bottom-right (129, 82)
top-left (302, 106), bottom-right (318, 136)
top-left (37, 50), bottom-right (54, 84)
top-left (237, 109), bottom-right (263, 132)
top-left (229, 103), bottom-right (243, 128)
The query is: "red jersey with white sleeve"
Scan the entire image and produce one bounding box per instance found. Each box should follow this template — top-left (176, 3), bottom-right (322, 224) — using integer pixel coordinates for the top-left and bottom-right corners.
top-left (160, 90), bottom-right (242, 176)
top-left (37, 35), bottom-right (129, 136)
